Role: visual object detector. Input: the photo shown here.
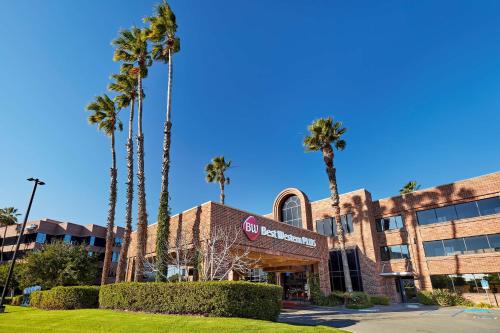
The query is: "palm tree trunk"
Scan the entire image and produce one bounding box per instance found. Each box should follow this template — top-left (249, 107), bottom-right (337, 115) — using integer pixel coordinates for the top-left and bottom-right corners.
top-left (219, 180), bottom-right (225, 205)
top-left (323, 146), bottom-right (353, 293)
top-left (101, 130), bottom-right (118, 285)
top-left (155, 47), bottom-right (174, 282)
top-left (135, 72), bottom-right (148, 282)
top-left (116, 99), bottom-right (135, 282)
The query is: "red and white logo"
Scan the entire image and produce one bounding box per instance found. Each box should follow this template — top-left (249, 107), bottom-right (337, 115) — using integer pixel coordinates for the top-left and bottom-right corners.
top-left (242, 216), bottom-right (260, 241)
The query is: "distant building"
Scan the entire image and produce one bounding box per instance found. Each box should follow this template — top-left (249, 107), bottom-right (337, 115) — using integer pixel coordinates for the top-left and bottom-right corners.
top-left (0, 219), bottom-right (124, 283)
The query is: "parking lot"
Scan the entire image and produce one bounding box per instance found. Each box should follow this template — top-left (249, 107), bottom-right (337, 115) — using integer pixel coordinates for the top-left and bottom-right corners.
top-left (279, 304), bottom-right (499, 333)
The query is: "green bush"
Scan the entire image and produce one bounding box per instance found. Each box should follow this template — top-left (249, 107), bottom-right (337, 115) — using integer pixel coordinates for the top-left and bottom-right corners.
top-left (30, 286), bottom-right (99, 310)
top-left (370, 295), bottom-right (390, 305)
top-left (417, 290), bottom-right (436, 305)
top-left (417, 289), bottom-right (474, 307)
top-left (474, 302), bottom-right (494, 308)
top-left (99, 281), bottom-right (282, 321)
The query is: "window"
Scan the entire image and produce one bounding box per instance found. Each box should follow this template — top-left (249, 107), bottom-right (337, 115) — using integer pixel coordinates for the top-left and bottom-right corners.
top-left (488, 233), bottom-right (500, 250)
top-left (89, 236), bottom-right (96, 246)
top-left (281, 196), bottom-right (302, 228)
top-left (380, 244), bottom-right (410, 261)
top-left (341, 214), bottom-right (354, 234)
top-left (63, 234), bottom-right (72, 244)
top-left (431, 273), bottom-right (500, 294)
top-left (112, 252), bottom-right (119, 262)
top-left (329, 248), bottom-right (363, 292)
top-left (93, 237), bottom-right (106, 247)
top-left (88, 251), bottom-right (93, 257)
top-left (477, 197), bottom-right (500, 216)
top-left (114, 237), bottom-right (123, 247)
top-left (35, 233), bottom-right (46, 244)
top-left (443, 238), bottom-right (465, 255)
top-left (463, 235), bottom-right (489, 253)
top-left (435, 206), bottom-right (457, 222)
top-left (416, 209), bottom-right (437, 225)
top-left (455, 201), bottom-right (479, 219)
top-left (423, 233), bottom-right (500, 257)
top-left (416, 197), bottom-right (500, 226)
top-left (315, 214), bottom-right (353, 236)
top-left (376, 215), bottom-right (404, 232)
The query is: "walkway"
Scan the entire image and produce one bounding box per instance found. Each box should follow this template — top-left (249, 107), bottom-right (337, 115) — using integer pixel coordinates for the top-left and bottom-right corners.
top-left (279, 303), bottom-right (499, 333)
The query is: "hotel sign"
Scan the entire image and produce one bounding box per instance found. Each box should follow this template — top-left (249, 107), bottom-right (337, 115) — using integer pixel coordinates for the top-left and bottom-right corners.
top-left (242, 216), bottom-right (316, 248)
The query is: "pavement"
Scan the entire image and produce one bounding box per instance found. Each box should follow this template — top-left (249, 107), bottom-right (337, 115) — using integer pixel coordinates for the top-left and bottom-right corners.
top-left (278, 303), bottom-right (500, 333)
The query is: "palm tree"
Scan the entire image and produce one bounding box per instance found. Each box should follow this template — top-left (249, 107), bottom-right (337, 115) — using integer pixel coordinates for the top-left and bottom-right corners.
top-left (86, 94), bottom-right (123, 285)
top-left (112, 27), bottom-right (152, 281)
top-left (0, 207), bottom-right (20, 262)
top-left (205, 157), bottom-right (232, 205)
top-left (304, 117), bottom-right (353, 293)
top-left (144, 1), bottom-right (180, 282)
top-left (108, 64), bottom-right (141, 282)
top-left (400, 181), bottom-right (420, 194)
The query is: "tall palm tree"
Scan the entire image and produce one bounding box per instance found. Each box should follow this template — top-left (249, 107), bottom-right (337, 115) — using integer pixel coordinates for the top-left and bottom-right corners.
top-left (400, 181), bottom-right (420, 194)
top-left (108, 64), bottom-right (141, 282)
top-left (0, 207), bottom-right (20, 262)
top-left (86, 94), bottom-right (123, 285)
top-left (145, 1), bottom-right (180, 282)
top-left (205, 156), bottom-right (232, 205)
top-left (112, 27), bottom-right (152, 281)
top-left (304, 117), bottom-right (353, 293)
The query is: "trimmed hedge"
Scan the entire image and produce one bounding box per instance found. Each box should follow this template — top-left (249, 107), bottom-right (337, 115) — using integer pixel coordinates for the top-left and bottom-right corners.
top-left (99, 281), bottom-right (282, 321)
top-left (370, 295), bottom-right (390, 305)
top-left (30, 286), bottom-right (100, 310)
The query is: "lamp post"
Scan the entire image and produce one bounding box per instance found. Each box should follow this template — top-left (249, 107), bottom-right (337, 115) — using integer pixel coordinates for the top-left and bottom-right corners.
top-left (0, 178), bottom-right (45, 313)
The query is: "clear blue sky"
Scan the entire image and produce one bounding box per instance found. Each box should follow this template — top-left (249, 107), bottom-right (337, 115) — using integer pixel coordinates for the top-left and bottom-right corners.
top-left (1, 0), bottom-right (499, 228)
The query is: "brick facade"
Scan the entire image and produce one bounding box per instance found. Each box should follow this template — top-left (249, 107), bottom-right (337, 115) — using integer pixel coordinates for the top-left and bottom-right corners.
top-left (126, 171), bottom-right (500, 302)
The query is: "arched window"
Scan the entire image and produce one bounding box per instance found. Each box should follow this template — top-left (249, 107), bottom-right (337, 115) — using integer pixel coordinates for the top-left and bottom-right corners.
top-left (281, 195), bottom-right (302, 228)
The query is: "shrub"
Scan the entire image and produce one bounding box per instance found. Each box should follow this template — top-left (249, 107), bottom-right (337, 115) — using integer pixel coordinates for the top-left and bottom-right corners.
top-left (99, 281), bottom-right (282, 321)
top-left (417, 289), bottom-right (474, 307)
top-left (370, 295), bottom-right (390, 305)
top-left (11, 295), bottom-right (23, 306)
top-left (30, 286), bottom-right (99, 310)
top-left (417, 290), bottom-right (436, 305)
top-left (474, 302), bottom-right (494, 308)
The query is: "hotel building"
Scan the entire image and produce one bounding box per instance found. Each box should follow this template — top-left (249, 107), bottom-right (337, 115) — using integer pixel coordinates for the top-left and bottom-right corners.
top-left (125, 171), bottom-right (500, 304)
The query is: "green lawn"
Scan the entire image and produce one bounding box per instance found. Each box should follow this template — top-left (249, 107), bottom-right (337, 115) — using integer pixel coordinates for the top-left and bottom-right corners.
top-left (0, 306), bottom-right (345, 333)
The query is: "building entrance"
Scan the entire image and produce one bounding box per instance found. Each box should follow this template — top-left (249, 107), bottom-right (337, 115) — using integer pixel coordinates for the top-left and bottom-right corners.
top-left (396, 276), bottom-right (417, 303)
top-left (282, 272), bottom-right (308, 301)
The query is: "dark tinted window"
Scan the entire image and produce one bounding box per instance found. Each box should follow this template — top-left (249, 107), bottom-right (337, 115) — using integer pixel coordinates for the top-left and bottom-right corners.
top-left (488, 234), bottom-right (500, 250)
top-left (423, 240), bottom-right (445, 257)
top-left (455, 201), bottom-right (479, 219)
top-left (93, 237), bottom-right (106, 247)
top-left (464, 235), bottom-right (489, 253)
top-left (323, 218), bottom-right (333, 236)
top-left (376, 215), bottom-right (404, 232)
top-left (417, 209), bottom-right (437, 225)
top-left (443, 238), bottom-right (465, 255)
top-left (435, 206), bottom-right (457, 222)
top-left (380, 246), bottom-right (390, 261)
top-left (380, 245), bottom-right (410, 260)
top-left (477, 197), bottom-right (500, 216)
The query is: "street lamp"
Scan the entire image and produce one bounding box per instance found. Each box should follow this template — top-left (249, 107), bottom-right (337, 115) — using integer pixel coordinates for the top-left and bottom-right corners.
top-left (0, 178), bottom-right (45, 313)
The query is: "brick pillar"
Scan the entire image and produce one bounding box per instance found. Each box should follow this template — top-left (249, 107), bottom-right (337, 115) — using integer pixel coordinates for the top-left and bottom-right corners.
top-left (317, 259), bottom-right (331, 295)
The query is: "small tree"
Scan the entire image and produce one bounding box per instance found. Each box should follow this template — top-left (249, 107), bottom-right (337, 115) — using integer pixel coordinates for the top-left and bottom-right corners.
top-left (400, 181), bottom-right (421, 194)
top-left (18, 242), bottom-right (98, 290)
top-left (197, 224), bottom-right (259, 281)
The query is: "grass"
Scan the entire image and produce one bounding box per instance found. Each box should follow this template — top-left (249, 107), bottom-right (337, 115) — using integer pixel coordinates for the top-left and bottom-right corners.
top-left (0, 306), bottom-right (346, 333)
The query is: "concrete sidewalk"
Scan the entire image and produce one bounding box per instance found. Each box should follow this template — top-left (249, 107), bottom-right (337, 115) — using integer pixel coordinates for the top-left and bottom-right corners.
top-left (278, 304), bottom-right (499, 333)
